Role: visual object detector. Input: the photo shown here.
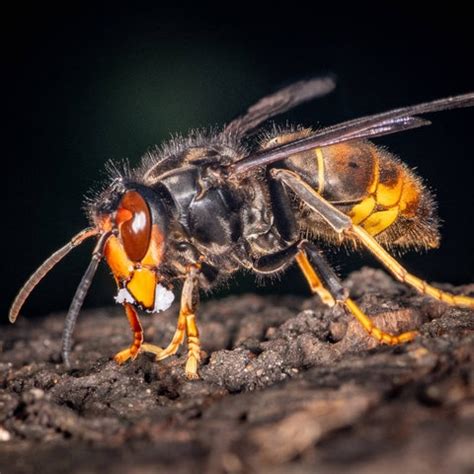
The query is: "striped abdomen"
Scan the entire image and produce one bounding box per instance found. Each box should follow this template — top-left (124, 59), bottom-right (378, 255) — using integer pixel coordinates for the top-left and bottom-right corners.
top-left (263, 130), bottom-right (440, 250)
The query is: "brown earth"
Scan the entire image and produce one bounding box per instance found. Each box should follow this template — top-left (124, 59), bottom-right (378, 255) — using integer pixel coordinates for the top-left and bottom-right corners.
top-left (0, 268), bottom-right (473, 474)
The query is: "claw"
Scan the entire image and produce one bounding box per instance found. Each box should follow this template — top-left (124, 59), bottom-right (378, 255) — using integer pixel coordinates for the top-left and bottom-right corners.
top-left (141, 342), bottom-right (182, 361)
top-left (114, 347), bottom-right (140, 364)
top-left (185, 353), bottom-right (201, 380)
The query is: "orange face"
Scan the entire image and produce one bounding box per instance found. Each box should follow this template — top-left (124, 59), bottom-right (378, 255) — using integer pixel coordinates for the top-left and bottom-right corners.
top-left (99, 190), bottom-right (171, 312)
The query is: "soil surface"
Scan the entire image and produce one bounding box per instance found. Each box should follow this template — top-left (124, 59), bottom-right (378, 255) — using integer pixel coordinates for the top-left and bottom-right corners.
top-left (1, 267), bottom-right (473, 474)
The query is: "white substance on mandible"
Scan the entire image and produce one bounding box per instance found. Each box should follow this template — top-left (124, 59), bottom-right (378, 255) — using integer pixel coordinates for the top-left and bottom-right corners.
top-left (151, 284), bottom-right (175, 313)
top-left (114, 284), bottom-right (174, 314)
top-left (114, 287), bottom-right (135, 305)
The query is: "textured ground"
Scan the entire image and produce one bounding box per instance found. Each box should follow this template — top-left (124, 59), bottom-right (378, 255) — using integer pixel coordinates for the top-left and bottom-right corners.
top-left (0, 268), bottom-right (473, 474)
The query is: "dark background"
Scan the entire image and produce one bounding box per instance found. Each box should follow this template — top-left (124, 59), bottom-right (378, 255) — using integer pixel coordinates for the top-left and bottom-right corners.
top-left (4, 5), bottom-right (474, 320)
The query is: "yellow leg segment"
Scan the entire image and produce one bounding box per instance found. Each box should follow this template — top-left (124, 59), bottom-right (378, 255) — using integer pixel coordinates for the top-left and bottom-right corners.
top-left (295, 251), bottom-right (335, 307)
top-left (344, 298), bottom-right (417, 344)
top-left (141, 311), bottom-right (186, 360)
top-left (350, 225), bottom-right (474, 308)
top-left (184, 313), bottom-right (201, 380)
top-left (114, 303), bottom-right (144, 364)
top-left (297, 250), bottom-right (418, 345)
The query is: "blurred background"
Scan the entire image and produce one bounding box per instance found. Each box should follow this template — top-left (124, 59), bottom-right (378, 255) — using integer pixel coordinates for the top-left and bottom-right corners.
top-left (4, 5), bottom-right (474, 320)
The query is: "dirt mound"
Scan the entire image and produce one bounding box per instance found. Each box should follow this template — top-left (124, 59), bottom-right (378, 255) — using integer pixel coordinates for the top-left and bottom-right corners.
top-left (1, 268), bottom-right (473, 474)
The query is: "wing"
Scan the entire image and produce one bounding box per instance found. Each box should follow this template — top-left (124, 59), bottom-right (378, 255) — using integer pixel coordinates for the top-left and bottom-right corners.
top-left (223, 76), bottom-right (336, 138)
top-left (232, 93), bottom-right (474, 174)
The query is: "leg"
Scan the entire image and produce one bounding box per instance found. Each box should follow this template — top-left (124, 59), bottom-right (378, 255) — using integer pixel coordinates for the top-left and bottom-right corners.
top-left (295, 249), bottom-right (337, 307)
top-left (273, 168), bottom-right (474, 309)
top-left (142, 265), bottom-right (201, 379)
top-left (349, 225), bottom-right (474, 308)
top-left (270, 168), bottom-right (352, 233)
top-left (298, 241), bottom-right (417, 344)
top-left (252, 243), bottom-right (300, 274)
top-left (185, 312), bottom-right (201, 380)
top-left (141, 311), bottom-right (186, 360)
top-left (114, 303), bottom-right (144, 364)
top-left (182, 266), bottom-right (201, 379)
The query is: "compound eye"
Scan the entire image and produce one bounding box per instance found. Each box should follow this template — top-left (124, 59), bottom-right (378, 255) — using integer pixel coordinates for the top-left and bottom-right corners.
top-left (116, 191), bottom-right (152, 262)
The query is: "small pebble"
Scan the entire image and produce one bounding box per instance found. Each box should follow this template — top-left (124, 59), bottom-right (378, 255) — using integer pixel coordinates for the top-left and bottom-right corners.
top-left (0, 427), bottom-right (11, 442)
top-left (30, 388), bottom-right (45, 400)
